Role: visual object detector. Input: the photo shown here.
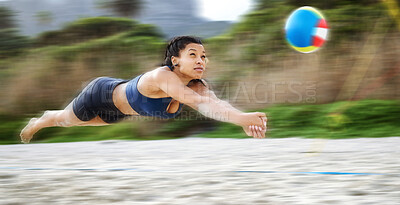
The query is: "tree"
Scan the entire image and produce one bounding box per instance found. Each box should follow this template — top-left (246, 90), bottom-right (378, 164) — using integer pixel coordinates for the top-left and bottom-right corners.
top-left (285, 0), bottom-right (380, 9)
top-left (0, 29), bottom-right (31, 58)
top-left (255, 0), bottom-right (381, 10)
top-left (34, 11), bottom-right (53, 25)
top-left (0, 7), bottom-right (30, 58)
top-left (96, 0), bottom-right (142, 17)
top-left (0, 6), bottom-right (16, 29)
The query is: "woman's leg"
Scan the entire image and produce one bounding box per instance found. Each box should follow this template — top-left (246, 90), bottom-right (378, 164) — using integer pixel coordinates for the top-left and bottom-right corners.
top-left (20, 102), bottom-right (109, 143)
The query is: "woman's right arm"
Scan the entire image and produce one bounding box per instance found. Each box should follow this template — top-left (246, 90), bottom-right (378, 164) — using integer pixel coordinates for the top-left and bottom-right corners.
top-left (154, 71), bottom-right (266, 133)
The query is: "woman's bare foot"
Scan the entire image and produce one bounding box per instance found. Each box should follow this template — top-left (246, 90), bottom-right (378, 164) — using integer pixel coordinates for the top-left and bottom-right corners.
top-left (20, 118), bottom-right (38, 144)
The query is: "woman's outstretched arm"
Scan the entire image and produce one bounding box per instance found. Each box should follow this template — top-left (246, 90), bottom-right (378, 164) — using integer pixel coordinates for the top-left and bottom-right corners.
top-left (192, 79), bottom-right (267, 138)
top-left (155, 71), bottom-right (267, 138)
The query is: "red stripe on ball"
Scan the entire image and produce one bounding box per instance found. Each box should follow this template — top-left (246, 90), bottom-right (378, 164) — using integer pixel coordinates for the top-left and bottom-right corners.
top-left (313, 36), bottom-right (325, 47)
top-left (317, 19), bottom-right (328, 29)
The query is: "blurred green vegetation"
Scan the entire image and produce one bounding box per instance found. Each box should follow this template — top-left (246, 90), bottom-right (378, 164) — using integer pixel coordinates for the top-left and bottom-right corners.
top-left (0, 16), bottom-right (164, 60)
top-left (96, 0), bottom-right (142, 17)
top-left (32, 18), bottom-right (165, 62)
top-left (257, 0), bottom-right (381, 10)
top-left (207, 0), bottom-right (393, 65)
top-left (0, 6), bottom-right (31, 58)
top-left (0, 29), bottom-right (31, 58)
top-left (35, 17), bottom-right (163, 47)
top-left (41, 31), bottom-right (164, 61)
top-left (0, 6), bottom-right (16, 29)
top-left (197, 100), bottom-right (400, 139)
top-left (1, 100), bottom-right (399, 144)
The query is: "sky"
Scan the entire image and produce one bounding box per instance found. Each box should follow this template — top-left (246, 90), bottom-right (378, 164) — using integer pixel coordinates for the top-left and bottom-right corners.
top-left (198, 0), bottom-right (256, 22)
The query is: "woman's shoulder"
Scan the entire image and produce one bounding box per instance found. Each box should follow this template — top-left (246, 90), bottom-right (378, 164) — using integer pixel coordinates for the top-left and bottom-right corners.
top-left (140, 66), bottom-right (169, 79)
top-left (148, 66), bottom-right (171, 75)
top-left (149, 66), bottom-right (176, 81)
top-left (139, 66), bottom-right (178, 90)
top-left (145, 66), bottom-right (209, 89)
top-left (135, 67), bottom-right (172, 96)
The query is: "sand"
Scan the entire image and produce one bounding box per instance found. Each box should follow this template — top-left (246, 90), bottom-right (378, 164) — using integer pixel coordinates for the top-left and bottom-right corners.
top-left (0, 137), bottom-right (399, 205)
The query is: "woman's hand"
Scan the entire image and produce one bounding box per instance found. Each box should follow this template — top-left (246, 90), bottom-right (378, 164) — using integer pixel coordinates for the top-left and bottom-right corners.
top-left (239, 112), bottom-right (268, 139)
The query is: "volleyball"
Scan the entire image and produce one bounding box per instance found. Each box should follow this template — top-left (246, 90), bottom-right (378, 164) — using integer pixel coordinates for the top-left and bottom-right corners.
top-left (285, 6), bottom-right (329, 53)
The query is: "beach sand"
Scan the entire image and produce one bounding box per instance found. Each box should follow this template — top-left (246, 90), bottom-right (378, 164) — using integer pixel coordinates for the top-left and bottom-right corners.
top-left (0, 137), bottom-right (399, 204)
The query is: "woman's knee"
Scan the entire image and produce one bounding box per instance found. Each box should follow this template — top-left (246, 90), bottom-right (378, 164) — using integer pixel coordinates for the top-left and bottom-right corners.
top-left (58, 110), bottom-right (86, 127)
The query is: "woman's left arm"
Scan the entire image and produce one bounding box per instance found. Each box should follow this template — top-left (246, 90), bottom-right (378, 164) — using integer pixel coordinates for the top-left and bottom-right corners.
top-left (192, 80), bottom-right (267, 138)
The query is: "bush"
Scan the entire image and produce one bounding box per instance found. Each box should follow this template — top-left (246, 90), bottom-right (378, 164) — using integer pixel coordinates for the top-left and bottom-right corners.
top-left (123, 24), bottom-right (164, 38)
top-left (35, 17), bottom-right (138, 46)
top-left (343, 100), bottom-right (400, 128)
top-left (197, 100), bottom-right (400, 139)
top-left (0, 29), bottom-right (31, 58)
top-left (323, 3), bottom-right (390, 46)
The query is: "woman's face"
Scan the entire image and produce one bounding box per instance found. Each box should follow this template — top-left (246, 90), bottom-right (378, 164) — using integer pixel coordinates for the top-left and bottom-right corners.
top-left (172, 43), bottom-right (207, 79)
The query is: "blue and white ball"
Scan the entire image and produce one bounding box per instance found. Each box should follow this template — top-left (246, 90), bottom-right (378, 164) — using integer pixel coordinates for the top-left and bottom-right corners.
top-left (285, 6), bottom-right (329, 53)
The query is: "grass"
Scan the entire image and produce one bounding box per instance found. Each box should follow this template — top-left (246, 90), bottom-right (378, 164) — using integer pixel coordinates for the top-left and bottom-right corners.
top-left (1, 100), bottom-right (399, 145)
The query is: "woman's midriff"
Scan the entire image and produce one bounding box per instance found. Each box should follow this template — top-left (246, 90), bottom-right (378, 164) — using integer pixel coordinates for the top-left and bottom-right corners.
top-left (112, 82), bottom-right (181, 115)
top-left (112, 83), bottom-right (139, 115)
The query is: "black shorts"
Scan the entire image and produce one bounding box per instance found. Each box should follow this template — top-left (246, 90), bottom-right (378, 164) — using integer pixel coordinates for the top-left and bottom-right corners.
top-left (72, 77), bottom-right (129, 124)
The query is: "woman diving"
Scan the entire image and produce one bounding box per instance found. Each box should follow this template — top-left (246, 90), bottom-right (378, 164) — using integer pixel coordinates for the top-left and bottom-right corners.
top-left (20, 36), bottom-right (267, 143)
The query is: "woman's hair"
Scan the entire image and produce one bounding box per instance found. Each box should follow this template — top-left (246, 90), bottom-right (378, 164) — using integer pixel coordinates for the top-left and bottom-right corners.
top-left (162, 36), bottom-right (203, 70)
